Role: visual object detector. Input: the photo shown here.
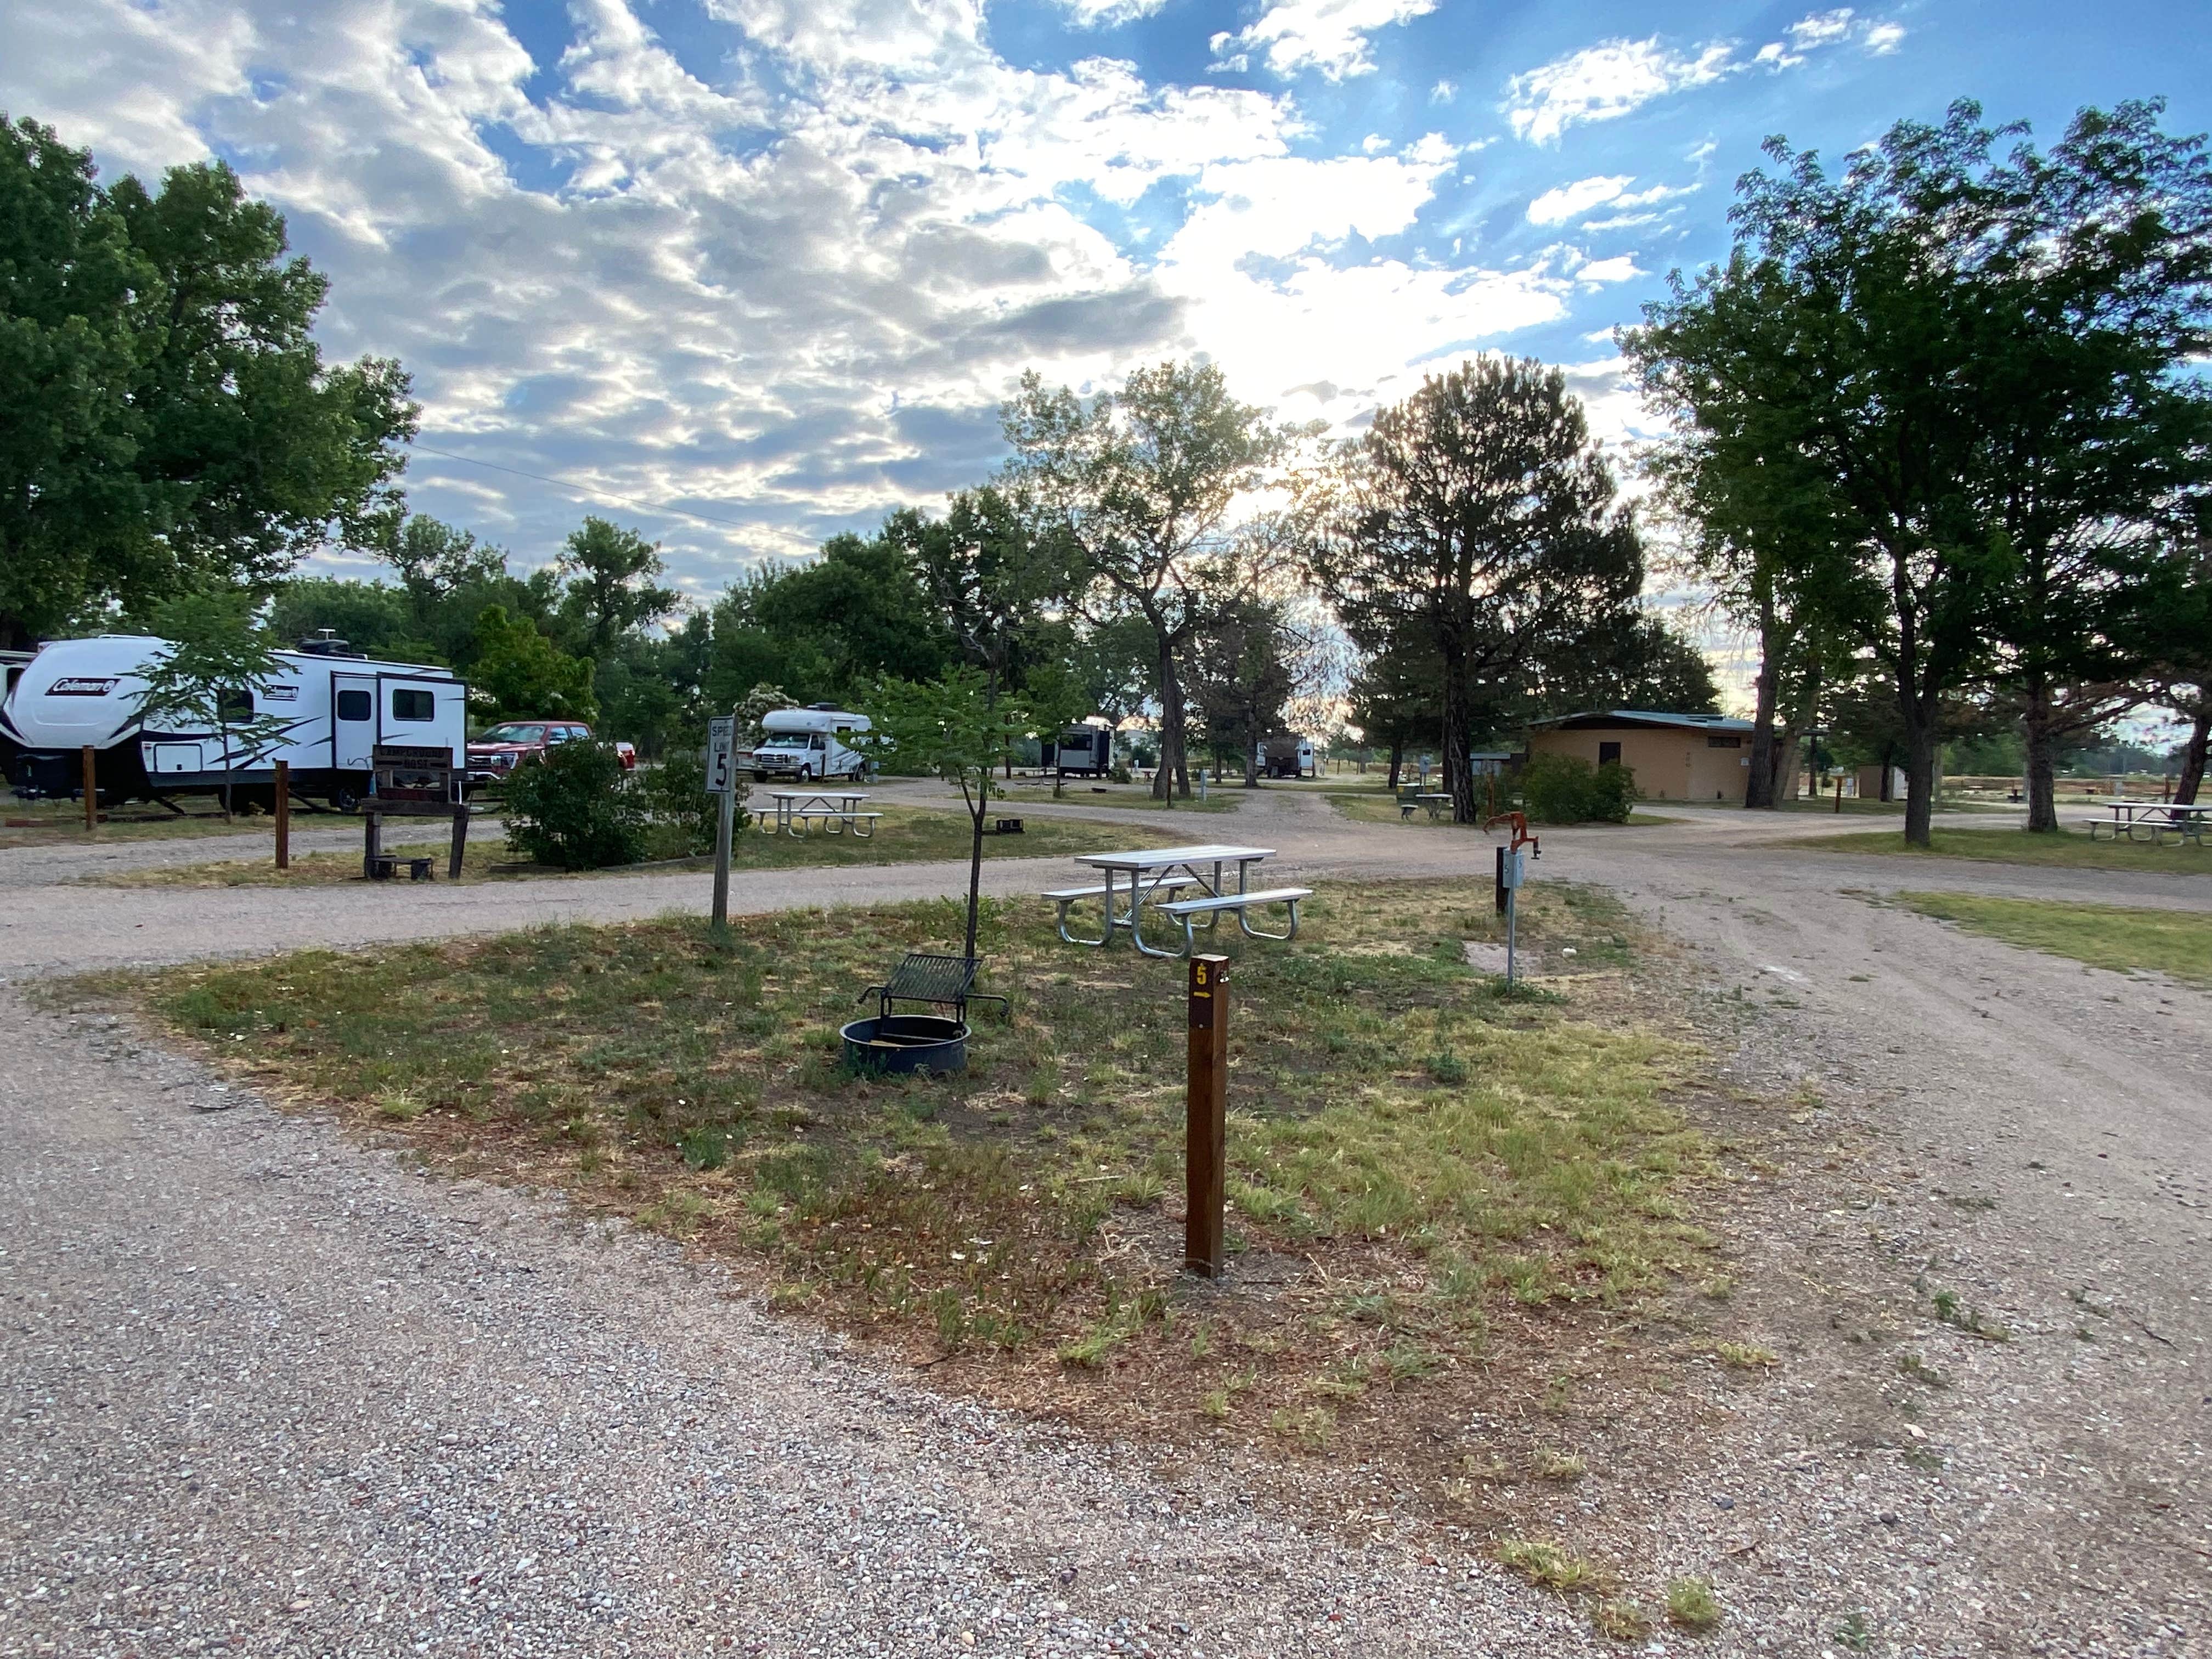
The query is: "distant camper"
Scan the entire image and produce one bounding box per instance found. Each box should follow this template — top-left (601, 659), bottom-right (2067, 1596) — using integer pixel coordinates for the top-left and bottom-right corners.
top-left (749, 705), bottom-right (871, 782)
top-left (1, 633), bottom-right (465, 811)
top-left (1254, 734), bottom-right (1316, 779)
top-left (1044, 724), bottom-right (1114, 778)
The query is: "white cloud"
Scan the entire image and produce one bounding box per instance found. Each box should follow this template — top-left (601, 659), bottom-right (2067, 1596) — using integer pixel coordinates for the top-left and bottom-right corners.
top-left (0, 0), bottom-right (1608, 592)
top-left (1786, 9), bottom-right (1857, 48)
top-left (1052, 0), bottom-right (1171, 25)
top-left (1526, 174), bottom-right (1634, 225)
top-left (1505, 13), bottom-right (1908, 145)
top-left (1430, 78), bottom-right (1457, 103)
top-left (1503, 36), bottom-right (1739, 145)
top-left (1575, 255), bottom-right (1644, 285)
top-left (1209, 0), bottom-right (1438, 82)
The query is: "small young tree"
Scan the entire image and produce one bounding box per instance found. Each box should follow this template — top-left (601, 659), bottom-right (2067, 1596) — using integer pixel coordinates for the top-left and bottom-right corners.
top-left (134, 592), bottom-right (292, 819)
top-left (859, 669), bottom-right (1034, 962)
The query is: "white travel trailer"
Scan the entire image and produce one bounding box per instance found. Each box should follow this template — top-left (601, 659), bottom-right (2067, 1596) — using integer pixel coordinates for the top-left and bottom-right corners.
top-left (1254, 734), bottom-right (1317, 779)
top-left (1, 634), bottom-right (466, 810)
top-left (749, 704), bottom-right (872, 782)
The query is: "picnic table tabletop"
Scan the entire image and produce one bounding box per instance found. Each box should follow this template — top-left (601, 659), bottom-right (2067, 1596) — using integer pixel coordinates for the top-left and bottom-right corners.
top-left (1076, 843), bottom-right (1276, 871)
top-left (767, 788), bottom-right (868, 802)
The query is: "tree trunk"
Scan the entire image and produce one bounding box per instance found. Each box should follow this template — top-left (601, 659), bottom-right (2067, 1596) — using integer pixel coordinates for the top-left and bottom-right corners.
top-left (1385, 738), bottom-right (1404, 789)
top-left (2022, 672), bottom-right (2059, 833)
top-left (1152, 637), bottom-right (1190, 801)
top-left (2175, 708), bottom-right (2210, 806)
top-left (1439, 644), bottom-right (1476, 824)
top-left (1902, 716), bottom-right (1938, 848)
top-left (1746, 589), bottom-right (1779, 809)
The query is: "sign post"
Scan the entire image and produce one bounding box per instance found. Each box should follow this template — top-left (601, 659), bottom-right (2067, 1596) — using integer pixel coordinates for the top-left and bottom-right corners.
top-left (1500, 848), bottom-right (1525, 986)
top-left (707, 715), bottom-right (736, 934)
top-left (81, 746), bottom-right (97, 833)
top-left (274, 760), bottom-right (290, 870)
top-left (1185, 954), bottom-right (1230, 1278)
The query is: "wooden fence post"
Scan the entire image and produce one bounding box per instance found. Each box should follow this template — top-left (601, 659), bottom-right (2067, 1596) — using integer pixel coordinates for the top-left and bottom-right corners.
top-left (274, 760), bottom-right (290, 870)
top-left (81, 746), bottom-right (97, 833)
top-left (1185, 953), bottom-right (1229, 1278)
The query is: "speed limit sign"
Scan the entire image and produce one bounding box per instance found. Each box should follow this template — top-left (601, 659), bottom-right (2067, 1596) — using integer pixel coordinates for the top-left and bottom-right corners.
top-left (706, 716), bottom-right (736, 795)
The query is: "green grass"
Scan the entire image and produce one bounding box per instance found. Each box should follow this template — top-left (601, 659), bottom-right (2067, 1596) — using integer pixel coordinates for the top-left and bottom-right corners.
top-left (1784, 825), bottom-right (2212, 870)
top-left (87, 877), bottom-right (1714, 1462)
top-left (1896, 891), bottom-right (2212, 986)
top-left (0, 795), bottom-right (319, 849)
top-left (83, 804), bottom-right (1178, 886)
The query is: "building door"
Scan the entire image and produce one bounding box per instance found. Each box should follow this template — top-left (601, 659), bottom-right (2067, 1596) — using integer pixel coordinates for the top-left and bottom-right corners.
top-left (332, 673), bottom-right (377, 771)
top-left (1598, 741), bottom-right (1622, 766)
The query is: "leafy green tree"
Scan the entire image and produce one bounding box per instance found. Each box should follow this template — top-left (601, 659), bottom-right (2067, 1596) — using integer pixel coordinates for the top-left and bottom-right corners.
top-left (858, 669), bottom-right (1035, 961)
top-left (556, 517), bottom-right (678, 658)
top-left (1314, 357), bottom-right (1646, 823)
top-left (265, 578), bottom-right (431, 662)
top-left (1000, 361), bottom-right (1297, 801)
top-left (1630, 100), bottom-right (2212, 843)
top-left (1345, 631), bottom-right (1442, 789)
top-left (705, 531), bottom-right (952, 709)
top-left (132, 592), bottom-right (291, 819)
top-left (0, 118), bottom-right (415, 648)
top-left (469, 605), bottom-right (595, 723)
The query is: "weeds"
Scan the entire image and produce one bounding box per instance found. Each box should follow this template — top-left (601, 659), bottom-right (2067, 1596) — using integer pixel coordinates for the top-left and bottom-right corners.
top-left (1712, 1341), bottom-right (1779, 1369)
top-left (1665, 1578), bottom-right (1720, 1631)
top-left (1497, 1538), bottom-right (1600, 1593)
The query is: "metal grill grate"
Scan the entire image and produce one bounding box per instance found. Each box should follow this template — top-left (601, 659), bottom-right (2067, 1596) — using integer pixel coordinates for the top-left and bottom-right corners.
top-left (860, 952), bottom-right (1007, 1024)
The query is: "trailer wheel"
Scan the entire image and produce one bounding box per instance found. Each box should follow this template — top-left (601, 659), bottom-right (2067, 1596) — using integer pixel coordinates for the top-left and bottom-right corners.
top-left (333, 788), bottom-right (359, 812)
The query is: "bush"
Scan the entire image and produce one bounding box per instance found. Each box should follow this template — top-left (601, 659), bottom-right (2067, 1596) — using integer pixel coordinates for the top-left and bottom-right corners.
top-left (1587, 760), bottom-right (1639, 823)
top-left (639, 733), bottom-right (748, 859)
top-left (503, 738), bottom-right (647, 869)
top-left (1519, 753), bottom-right (1638, 824)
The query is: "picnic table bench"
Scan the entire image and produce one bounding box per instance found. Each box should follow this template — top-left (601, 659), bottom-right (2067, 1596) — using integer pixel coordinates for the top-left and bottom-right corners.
top-left (763, 788), bottom-right (879, 838)
top-left (1045, 843), bottom-right (1311, 959)
top-left (2087, 800), bottom-right (2210, 846)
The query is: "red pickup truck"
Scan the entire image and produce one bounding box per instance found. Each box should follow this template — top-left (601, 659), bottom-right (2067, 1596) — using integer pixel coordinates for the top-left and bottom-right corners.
top-left (466, 721), bottom-right (637, 788)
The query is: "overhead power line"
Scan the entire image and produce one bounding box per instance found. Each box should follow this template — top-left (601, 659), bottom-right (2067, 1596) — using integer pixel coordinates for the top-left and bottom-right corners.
top-left (411, 444), bottom-right (756, 533)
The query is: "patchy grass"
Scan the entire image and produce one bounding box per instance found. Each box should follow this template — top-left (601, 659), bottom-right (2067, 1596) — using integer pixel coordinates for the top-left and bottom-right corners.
top-left (1666, 1577), bottom-right (1722, 1631)
top-left (82, 805), bottom-right (1179, 887)
top-left (1497, 1537), bottom-right (1602, 1594)
top-left (1785, 826), bottom-right (2212, 871)
top-left (0, 795), bottom-right (311, 849)
top-left (991, 778), bottom-right (1241, 812)
top-left (78, 877), bottom-right (1724, 1498)
top-left (1895, 891), bottom-right (2212, 987)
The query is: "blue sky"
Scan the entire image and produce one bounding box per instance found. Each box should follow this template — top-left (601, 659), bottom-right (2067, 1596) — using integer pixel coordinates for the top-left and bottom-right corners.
top-left (5, 0), bottom-right (2209, 613)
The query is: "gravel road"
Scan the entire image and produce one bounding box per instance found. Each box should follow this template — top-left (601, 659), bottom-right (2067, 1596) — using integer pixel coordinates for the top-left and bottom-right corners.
top-left (3, 786), bottom-right (2208, 1656)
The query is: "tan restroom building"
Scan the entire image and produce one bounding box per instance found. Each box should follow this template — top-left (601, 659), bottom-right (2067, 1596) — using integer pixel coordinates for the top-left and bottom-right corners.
top-left (1526, 709), bottom-right (1757, 803)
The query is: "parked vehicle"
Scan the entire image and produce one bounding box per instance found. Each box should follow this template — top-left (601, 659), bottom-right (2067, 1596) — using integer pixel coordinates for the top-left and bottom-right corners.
top-left (466, 721), bottom-right (636, 789)
top-left (1043, 724), bottom-right (1114, 778)
top-left (1255, 734), bottom-right (1317, 779)
top-left (750, 705), bottom-right (871, 781)
top-left (1, 633), bottom-right (464, 811)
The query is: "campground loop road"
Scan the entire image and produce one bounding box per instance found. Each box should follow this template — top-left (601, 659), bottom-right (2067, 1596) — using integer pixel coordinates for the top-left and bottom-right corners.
top-left (2, 783), bottom-right (2208, 1656)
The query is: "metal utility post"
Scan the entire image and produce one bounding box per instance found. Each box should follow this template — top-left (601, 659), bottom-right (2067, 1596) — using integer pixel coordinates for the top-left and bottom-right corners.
top-left (707, 715), bottom-right (737, 934)
top-left (274, 760), bottom-right (290, 869)
top-left (81, 746), bottom-right (97, 833)
top-left (1185, 954), bottom-right (1229, 1278)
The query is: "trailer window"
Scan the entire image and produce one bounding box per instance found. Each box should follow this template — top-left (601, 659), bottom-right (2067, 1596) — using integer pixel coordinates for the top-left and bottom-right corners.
top-left (392, 688), bottom-right (436, 723)
top-left (218, 688), bottom-right (255, 720)
top-left (336, 690), bottom-right (372, 721)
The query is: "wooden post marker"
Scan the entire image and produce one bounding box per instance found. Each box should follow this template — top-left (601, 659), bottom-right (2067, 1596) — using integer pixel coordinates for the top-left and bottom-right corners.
top-left (1185, 953), bottom-right (1229, 1278)
top-left (273, 760), bottom-right (290, 869)
top-left (81, 745), bottom-right (97, 833)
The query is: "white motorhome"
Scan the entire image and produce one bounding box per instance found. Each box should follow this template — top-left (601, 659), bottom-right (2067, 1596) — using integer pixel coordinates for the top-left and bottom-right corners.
top-left (1, 634), bottom-right (466, 810)
top-left (749, 705), bottom-right (872, 782)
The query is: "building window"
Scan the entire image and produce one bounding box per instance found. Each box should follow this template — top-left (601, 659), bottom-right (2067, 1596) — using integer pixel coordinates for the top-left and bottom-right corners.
top-left (1707, 735), bottom-right (1742, 748)
top-left (391, 688), bottom-right (436, 723)
top-left (1598, 741), bottom-right (1622, 765)
top-left (336, 689), bottom-right (372, 721)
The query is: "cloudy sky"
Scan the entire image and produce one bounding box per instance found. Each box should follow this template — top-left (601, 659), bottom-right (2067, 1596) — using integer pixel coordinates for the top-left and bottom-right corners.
top-left (6, 0), bottom-right (2209, 609)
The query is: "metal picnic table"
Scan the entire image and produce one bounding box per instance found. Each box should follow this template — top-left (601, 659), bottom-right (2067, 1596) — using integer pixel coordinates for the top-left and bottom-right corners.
top-left (761, 788), bottom-right (876, 838)
top-left (2087, 799), bottom-right (2210, 845)
top-left (1052, 842), bottom-right (1308, 958)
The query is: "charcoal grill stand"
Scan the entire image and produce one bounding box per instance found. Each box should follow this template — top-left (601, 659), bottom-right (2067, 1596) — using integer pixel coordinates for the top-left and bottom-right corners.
top-left (856, 953), bottom-right (1009, 1026)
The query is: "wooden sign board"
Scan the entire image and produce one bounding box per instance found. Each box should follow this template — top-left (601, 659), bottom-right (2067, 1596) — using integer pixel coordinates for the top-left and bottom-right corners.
top-left (373, 743), bottom-right (460, 805)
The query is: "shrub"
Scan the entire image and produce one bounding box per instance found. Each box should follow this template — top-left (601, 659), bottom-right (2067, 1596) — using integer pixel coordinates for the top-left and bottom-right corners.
top-left (640, 732), bottom-right (747, 859)
top-left (503, 738), bottom-right (647, 869)
top-left (1520, 753), bottom-right (1638, 824)
top-left (1587, 760), bottom-right (1639, 823)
